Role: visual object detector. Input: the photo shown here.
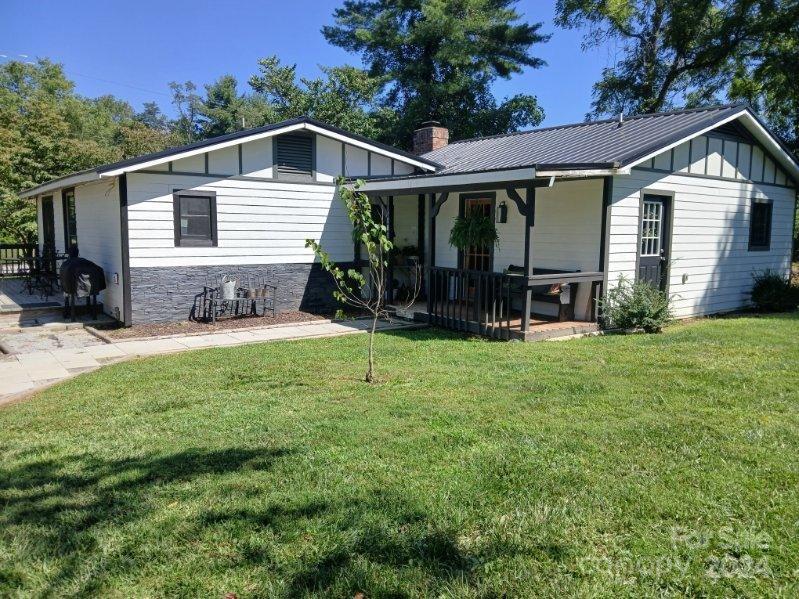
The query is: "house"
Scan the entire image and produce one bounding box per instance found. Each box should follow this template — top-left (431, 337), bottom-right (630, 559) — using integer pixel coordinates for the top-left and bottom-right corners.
top-left (20, 104), bottom-right (799, 340)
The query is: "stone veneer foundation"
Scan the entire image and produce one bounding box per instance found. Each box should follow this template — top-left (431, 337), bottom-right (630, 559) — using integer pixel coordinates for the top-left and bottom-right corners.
top-left (128, 263), bottom-right (345, 324)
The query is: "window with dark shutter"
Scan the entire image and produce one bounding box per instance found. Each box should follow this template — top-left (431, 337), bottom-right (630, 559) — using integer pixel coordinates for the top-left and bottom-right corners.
top-left (62, 188), bottom-right (78, 251)
top-left (748, 200), bottom-right (772, 251)
top-left (274, 134), bottom-right (314, 180)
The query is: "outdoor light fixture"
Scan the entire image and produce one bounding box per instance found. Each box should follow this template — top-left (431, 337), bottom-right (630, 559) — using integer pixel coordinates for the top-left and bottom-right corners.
top-left (496, 201), bottom-right (508, 223)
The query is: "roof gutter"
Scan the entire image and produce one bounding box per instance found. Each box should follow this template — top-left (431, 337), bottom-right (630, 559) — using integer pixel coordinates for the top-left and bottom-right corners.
top-left (536, 162), bottom-right (628, 178)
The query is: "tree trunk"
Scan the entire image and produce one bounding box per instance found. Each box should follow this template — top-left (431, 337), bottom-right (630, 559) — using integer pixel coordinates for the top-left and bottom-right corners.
top-left (365, 313), bottom-right (378, 383)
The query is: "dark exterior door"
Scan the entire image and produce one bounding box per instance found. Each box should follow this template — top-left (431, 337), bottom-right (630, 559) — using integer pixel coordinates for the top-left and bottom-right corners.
top-left (637, 194), bottom-right (670, 290)
top-left (41, 196), bottom-right (55, 251)
top-left (459, 195), bottom-right (494, 272)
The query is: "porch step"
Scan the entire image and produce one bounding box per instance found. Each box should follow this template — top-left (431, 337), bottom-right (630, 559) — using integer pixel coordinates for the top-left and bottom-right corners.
top-left (522, 322), bottom-right (599, 342)
top-left (0, 306), bottom-right (64, 328)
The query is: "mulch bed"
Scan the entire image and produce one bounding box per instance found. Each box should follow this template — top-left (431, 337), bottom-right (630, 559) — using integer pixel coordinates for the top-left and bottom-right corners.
top-left (97, 311), bottom-right (329, 340)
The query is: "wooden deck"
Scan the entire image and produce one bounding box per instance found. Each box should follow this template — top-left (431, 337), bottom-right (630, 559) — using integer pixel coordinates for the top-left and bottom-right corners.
top-left (0, 278), bottom-right (61, 312)
top-left (392, 301), bottom-right (598, 341)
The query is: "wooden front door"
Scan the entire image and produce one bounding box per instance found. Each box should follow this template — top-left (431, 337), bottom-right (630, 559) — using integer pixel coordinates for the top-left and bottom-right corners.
top-left (41, 196), bottom-right (55, 251)
top-left (637, 194), bottom-right (670, 290)
top-left (460, 196), bottom-right (493, 272)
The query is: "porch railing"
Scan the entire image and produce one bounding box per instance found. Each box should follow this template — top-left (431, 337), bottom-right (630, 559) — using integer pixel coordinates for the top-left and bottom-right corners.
top-left (427, 267), bottom-right (518, 339)
top-left (0, 244), bottom-right (37, 278)
top-left (427, 266), bottom-right (606, 338)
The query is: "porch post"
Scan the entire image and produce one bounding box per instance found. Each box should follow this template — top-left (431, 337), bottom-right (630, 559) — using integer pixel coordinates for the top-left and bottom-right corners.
top-left (387, 195), bottom-right (395, 303)
top-left (594, 176), bottom-right (613, 321)
top-left (521, 185), bottom-right (536, 332)
top-left (426, 192), bottom-right (436, 320)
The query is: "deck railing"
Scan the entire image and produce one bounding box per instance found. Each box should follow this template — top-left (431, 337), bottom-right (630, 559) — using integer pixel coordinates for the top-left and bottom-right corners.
top-left (427, 267), bottom-right (517, 339)
top-left (0, 244), bottom-right (37, 278)
top-left (427, 266), bottom-right (606, 338)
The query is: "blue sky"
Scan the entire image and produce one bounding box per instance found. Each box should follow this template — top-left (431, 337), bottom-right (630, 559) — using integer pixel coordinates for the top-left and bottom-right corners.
top-left (0, 0), bottom-right (612, 130)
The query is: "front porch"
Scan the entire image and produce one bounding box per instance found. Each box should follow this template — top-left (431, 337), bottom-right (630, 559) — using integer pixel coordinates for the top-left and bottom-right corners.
top-left (363, 173), bottom-right (611, 341)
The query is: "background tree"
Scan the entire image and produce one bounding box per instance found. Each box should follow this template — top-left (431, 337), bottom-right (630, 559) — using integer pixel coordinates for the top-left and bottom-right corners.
top-left (728, 0), bottom-right (799, 155)
top-left (249, 56), bottom-right (385, 139)
top-left (323, 0), bottom-right (549, 146)
top-left (555, 0), bottom-right (761, 118)
top-left (195, 75), bottom-right (272, 137)
top-left (0, 59), bottom-right (175, 243)
top-left (169, 81), bottom-right (204, 144)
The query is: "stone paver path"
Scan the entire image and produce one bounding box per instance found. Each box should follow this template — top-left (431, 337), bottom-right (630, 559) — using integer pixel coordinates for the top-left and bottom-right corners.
top-left (0, 319), bottom-right (418, 405)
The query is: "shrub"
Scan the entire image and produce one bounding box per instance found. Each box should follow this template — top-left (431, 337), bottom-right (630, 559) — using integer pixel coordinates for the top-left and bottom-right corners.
top-left (751, 270), bottom-right (799, 312)
top-left (600, 276), bottom-right (672, 333)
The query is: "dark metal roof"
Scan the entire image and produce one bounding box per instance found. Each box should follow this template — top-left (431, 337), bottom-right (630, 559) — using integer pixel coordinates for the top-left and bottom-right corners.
top-left (95, 116), bottom-right (439, 173)
top-left (421, 104), bottom-right (750, 174)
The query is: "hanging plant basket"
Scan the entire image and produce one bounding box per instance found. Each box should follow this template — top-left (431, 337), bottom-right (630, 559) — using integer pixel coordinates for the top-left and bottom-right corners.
top-left (449, 213), bottom-right (499, 251)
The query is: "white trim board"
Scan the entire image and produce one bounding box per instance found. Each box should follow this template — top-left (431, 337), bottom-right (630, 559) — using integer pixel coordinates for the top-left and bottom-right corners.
top-left (100, 122), bottom-right (435, 178)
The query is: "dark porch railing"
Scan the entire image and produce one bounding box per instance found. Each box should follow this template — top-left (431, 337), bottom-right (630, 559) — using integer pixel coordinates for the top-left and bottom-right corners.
top-left (427, 267), bottom-right (518, 339)
top-left (0, 244), bottom-right (38, 277)
top-left (427, 266), bottom-right (605, 339)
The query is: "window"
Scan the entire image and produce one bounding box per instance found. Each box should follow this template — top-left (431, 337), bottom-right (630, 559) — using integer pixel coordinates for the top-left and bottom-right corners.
top-left (274, 134), bottom-right (314, 180)
top-left (173, 190), bottom-right (217, 247)
top-left (640, 200), bottom-right (663, 257)
top-left (749, 199), bottom-right (772, 251)
top-left (62, 188), bottom-right (77, 251)
top-left (461, 196), bottom-right (493, 271)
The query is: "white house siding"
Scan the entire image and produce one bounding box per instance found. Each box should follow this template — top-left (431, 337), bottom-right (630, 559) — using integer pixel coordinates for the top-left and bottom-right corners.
top-left (73, 179), bottom-right (123, 318)
top-left (607, 168), bottom-right (796, 318)
top-left (392, 195), bottom-right (421, 250)
top-left (430, 179), bottom-right (603, 320)
top-left (126, 174), bottom-right (353, 267)
top-left (122, 132), bottom-right (423, 322)
top-left (126, 131), bottom-right (424, 270)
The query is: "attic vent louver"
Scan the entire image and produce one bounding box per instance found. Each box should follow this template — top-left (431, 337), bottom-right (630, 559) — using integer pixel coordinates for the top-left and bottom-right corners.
top-left (275, 134), bottom-right (314, 179)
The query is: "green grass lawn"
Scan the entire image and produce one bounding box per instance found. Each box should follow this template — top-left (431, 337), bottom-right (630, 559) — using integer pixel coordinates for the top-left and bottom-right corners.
top-left (1, 315), bottom-right (798, 597)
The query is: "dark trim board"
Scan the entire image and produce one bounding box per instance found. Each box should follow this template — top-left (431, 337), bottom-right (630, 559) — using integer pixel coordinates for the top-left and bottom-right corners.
top-left (119, 174), bottom-right (132, 326)
top-left (598, 176), bottom-right (612, 273)
top-left (631, 166), bottom-right (796, 190)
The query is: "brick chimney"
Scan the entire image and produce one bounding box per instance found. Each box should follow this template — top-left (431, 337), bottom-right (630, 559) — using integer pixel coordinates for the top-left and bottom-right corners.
top-left (413, 121), bottom-right (449, 155)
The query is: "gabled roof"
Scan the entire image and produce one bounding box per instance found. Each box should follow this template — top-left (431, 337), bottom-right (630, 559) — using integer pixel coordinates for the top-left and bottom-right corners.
top-left (20, 116), bottom-right (439, 198)
top-left (420, 103), bottom-right (799, 182)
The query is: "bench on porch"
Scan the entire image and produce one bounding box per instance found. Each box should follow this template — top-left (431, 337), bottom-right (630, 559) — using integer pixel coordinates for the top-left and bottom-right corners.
top-left (504, 265), bottom-right (580, 322)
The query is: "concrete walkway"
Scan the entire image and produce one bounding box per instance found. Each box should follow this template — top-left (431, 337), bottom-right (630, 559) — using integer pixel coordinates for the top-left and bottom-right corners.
top-left (0, 318), bottom-right (418, 405)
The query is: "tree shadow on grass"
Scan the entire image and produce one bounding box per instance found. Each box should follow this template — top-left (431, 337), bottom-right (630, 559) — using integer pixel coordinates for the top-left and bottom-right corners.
top-left (2, 447), bottom-right (522, 596)
top-left (0, 446), bottom-right (292, 595)
top-left (193, 489), bottom-right (510, 597)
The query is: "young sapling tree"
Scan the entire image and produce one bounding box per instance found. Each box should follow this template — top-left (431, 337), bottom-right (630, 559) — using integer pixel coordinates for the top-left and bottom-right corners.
top-left (306, 178), bottom-right (420, 383)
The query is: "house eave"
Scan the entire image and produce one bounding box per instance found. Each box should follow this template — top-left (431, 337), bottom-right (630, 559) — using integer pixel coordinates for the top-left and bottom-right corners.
top-left (19, 170), bottom-right (101, 199)
top-left (355, 167), bottom-right (538, 195)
